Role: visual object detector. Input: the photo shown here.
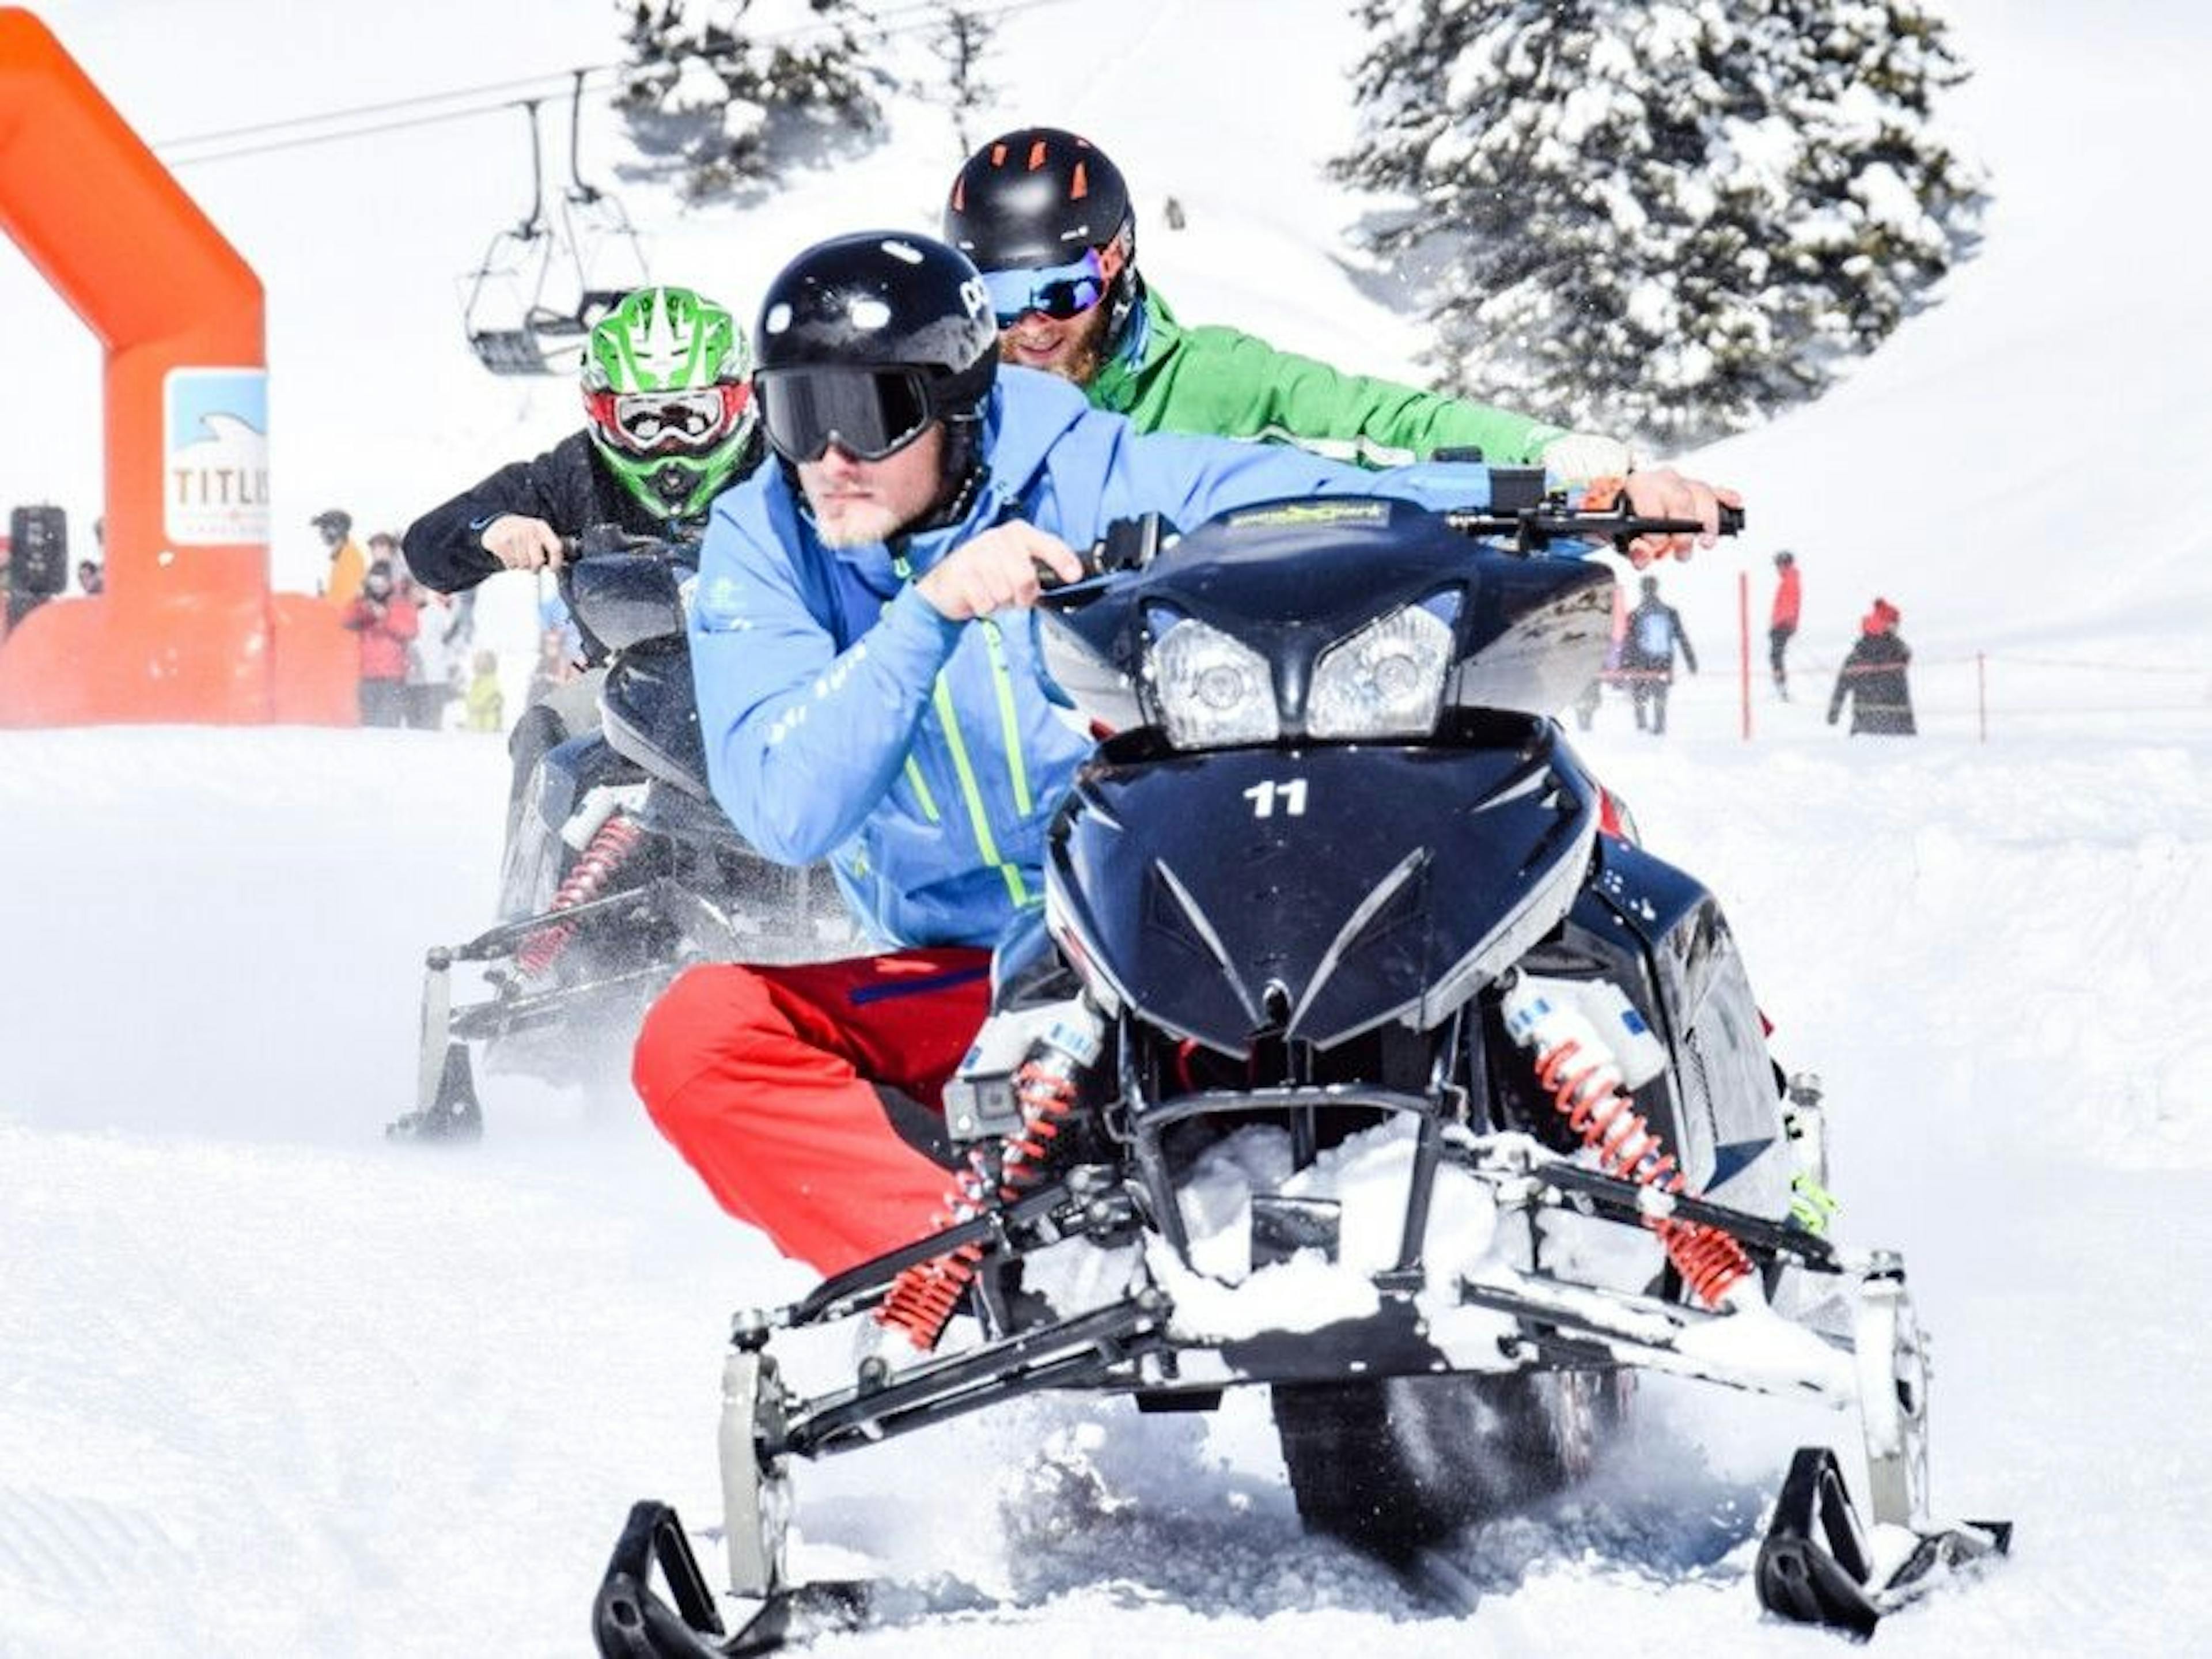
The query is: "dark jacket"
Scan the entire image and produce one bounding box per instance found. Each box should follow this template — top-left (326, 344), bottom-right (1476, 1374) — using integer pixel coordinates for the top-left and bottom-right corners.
top-left (1829, 632), bottom-right (1916, 734)
top-left (402, 429), bottom-right (765, 593)
top-left (1622, 597), bottom-right (1698, 679)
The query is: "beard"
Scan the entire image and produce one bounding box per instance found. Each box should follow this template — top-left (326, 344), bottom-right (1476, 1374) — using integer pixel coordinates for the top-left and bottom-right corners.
top-left (809, 495), bottom-right (906, 549)
top-left (1002, 300), bottom-right (1116, 387)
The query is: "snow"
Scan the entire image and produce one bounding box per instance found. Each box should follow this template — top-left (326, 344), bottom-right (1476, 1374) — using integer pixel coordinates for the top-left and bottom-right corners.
top-left (3, 1), bottom-right (2211, 1654)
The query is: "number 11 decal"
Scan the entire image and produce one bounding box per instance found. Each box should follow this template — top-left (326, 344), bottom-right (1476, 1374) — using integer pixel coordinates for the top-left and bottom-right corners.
top-left (1242, 778), bottom-right (1308, 818)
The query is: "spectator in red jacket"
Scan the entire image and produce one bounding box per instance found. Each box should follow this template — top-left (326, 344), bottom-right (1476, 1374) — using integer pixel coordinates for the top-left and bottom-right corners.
top-left (341, 560), bottom-right (419, 728)
top-left (1770, 550), bottom-right (1802, 699)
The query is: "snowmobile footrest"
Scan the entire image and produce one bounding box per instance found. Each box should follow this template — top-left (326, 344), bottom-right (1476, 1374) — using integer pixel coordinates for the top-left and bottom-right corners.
top-left (1755, 1447), bottom-right (2010, 1637)
top-left (593, 1501), bottom-right (875, 1657)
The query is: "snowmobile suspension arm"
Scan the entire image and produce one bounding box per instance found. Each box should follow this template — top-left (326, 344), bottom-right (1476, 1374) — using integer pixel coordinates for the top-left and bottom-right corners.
top-left (768, 1299), bottom-right (1171, 1462)
top-left (759, 1172), bottom-right (1131, 1334)
top-left (1524, 1160), bottom-right (1844, 1274)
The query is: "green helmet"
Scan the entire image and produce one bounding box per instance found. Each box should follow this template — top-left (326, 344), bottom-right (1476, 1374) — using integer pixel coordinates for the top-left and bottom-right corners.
top-left (581, 286), bottom-right (757, 520)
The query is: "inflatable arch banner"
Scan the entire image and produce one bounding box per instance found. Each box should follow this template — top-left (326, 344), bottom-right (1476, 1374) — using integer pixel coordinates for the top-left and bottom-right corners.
top-left (0, 6), bottom-right (353, 725)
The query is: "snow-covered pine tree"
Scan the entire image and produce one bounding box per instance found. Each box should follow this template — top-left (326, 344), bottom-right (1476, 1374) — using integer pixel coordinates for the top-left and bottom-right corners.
top-left (615, 0), bottom-right (887, 202)
top-left (931, 5), bottom-right (1001, 158)
top-left (1335, 0), bottom-right (1986, 446)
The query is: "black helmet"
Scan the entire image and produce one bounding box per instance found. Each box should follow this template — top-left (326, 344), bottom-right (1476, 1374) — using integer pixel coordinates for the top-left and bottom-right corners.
top-left (1774, 549), bottom-right (1796, 566)
top-left (312, 509), bottom-right (352, 540)
top-left (945, 127), bottom-right (1132, 270)
top-left (753, 231), bottom-right (998, 466)
top-left (945, 127), bottom-right (1139, 340)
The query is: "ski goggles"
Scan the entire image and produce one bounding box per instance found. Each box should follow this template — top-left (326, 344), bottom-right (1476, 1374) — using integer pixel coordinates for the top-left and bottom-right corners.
top-left (588, 384), bottom-right (750, 455)
top-left (756, 365), bottom-right (943, 464)
top-left (979, 248), bottom-right (1109, 325)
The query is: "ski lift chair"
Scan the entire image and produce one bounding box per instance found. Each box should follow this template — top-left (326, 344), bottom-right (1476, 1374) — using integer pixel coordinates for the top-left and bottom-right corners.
top-left (463, 77), bottom-right (648, 377)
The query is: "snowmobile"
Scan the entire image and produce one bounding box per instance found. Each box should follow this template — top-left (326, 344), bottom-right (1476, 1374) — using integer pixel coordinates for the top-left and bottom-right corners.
top-left (589, 483), bottom-right (2008, 1650)
top-left (391, 528), bottom-right (855, 1141)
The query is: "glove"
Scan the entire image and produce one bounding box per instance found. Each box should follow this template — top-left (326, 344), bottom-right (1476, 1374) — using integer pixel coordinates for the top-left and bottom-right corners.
top-left (1539, 431), bottom-right (1637, 484)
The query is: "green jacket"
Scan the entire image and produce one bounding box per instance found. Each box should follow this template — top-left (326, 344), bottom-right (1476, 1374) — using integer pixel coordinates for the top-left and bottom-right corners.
top-left (1086, 285), bottom-right (1567, 467)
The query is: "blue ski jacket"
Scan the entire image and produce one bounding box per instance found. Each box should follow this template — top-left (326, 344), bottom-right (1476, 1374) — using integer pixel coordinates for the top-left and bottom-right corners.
top-left (690, 366), bottom-right (1501, 950)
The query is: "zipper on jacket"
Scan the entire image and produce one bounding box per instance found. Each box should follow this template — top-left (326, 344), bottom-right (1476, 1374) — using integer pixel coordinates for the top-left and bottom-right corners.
top-left (979, 619), bottom-right (1033, 817)
top-left (930, 673), bottom-right (1032, 910)
top-left (892, 548), bottom-right (1033, 907)
top-left (902, 756), bottom-right (941, 822)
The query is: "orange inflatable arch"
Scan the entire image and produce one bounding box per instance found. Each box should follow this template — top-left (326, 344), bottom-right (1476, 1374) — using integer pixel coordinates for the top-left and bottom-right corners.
top-left (0, 6), bottom-right (351, 725)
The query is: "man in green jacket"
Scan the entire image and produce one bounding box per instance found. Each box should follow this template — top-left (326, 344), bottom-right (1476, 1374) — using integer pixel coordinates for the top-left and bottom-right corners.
top-left (942, 126), bottom-right (1725, 564)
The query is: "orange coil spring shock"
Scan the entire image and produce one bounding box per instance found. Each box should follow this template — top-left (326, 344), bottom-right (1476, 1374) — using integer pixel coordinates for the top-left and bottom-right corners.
top-left (1531, 1037), bottom-right (1753, 1306)
top-left (877, 1061), bottom-right (1082, 1351)
top-left (515, 815), bottom-right (647, 979)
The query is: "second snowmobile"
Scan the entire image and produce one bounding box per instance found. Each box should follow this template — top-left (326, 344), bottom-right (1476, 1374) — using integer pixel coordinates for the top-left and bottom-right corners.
top-left (392, 529), bottom-right (855, 1140)
top-left (589, 486), bottom-right (2008, 1650)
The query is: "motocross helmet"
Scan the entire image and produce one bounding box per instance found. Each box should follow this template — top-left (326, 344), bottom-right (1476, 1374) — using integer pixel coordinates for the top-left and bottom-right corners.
top-left (944, 127), bottom-right (1139, 344)
top-left (752, 232), bottom-right (998, 519)
top-left (580, 286), bottom-right (757, 521)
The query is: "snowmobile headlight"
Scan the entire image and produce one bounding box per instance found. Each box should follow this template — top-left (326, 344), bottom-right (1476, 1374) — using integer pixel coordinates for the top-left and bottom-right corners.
top-left (1150, 618), bottom-right (1281, 749)
top-left (1306, 602), bottom-right (1454, 739)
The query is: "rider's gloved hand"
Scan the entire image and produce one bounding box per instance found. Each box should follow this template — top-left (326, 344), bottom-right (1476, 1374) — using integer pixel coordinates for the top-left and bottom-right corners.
top-left (480, 514), bottom-right (567, 573)
top-left (915, 521), bottom-right (1085, 621)
top-left (1539, 431), bottom-right (1636, 485)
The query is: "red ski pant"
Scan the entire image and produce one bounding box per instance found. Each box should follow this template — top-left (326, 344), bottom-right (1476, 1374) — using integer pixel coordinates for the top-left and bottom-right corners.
top-left (632, 948), bottom-right (993, 1275)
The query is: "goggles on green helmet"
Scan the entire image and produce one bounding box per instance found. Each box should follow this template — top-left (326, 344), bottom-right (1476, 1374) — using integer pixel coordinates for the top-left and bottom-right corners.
top-left (756, 365), bottom-right (950, 464)
top-left (586, 384), bottom-right (752, 456)
top-left (979, 248), bottom-right (1108, 326)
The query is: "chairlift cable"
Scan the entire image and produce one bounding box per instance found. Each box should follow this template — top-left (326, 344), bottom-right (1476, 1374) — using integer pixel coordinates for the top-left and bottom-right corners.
top-left (154, 0), bottom-right (1078, 166)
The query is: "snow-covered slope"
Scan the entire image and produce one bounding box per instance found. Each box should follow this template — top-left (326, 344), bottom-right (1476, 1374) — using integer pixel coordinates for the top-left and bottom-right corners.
top-left (3, 3), bottom-right (2210, 1656)
top-left (3, 723), bottom-right (2206, 1657)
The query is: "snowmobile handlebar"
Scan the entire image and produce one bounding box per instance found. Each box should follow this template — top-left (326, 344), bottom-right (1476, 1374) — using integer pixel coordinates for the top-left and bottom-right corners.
top-left (1036, 488), bottom-right (1741, 604)
top-left (556, 523), bottom-right (704, 565)
top-left (1443, 497), bottom-right (1745, 556)
top-left (1035, 514), bottom-right (1171, 593)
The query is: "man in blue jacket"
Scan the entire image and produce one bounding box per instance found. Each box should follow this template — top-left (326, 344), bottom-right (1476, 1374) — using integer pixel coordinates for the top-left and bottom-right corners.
top-left (632, 230), bottom-right (1733, 1278)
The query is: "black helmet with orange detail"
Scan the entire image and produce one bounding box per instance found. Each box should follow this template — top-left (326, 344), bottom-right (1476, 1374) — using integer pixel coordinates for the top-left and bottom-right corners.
top-left (944, 127), bottom-right (1140, 344)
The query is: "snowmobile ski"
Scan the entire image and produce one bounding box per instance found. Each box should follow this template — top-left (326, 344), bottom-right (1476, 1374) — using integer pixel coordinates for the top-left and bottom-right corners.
top-left (1756, 1446), bottom-right (2011, 1637)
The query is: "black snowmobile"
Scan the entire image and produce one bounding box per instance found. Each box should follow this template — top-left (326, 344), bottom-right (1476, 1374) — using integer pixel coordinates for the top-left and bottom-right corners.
top-left (590, 484), bottom-right (2008, 1650)
top-left (391, 528), bottom-right (855, 1140)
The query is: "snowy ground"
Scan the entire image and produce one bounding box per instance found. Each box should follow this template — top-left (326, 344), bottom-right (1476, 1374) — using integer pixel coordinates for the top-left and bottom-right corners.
top-left (5, 0), bottom-right (2211, 1653)
top-left (3, 716), bottom-right (2206, 1657)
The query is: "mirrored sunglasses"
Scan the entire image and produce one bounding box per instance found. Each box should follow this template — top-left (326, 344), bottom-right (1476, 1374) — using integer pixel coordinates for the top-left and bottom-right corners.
top-left (980, 249), bottom-right (1108, 325)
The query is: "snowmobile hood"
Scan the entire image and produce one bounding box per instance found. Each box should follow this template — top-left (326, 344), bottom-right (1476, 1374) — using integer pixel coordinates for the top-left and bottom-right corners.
top-left (1046, 724), bottom-right (1599, 1052)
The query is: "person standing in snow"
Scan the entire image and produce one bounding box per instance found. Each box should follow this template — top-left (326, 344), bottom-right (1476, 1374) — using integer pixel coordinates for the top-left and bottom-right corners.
top-left (1770, 549), bottom-right (1802, 698)
top-left (629, 230), bottom-right (1733, 1277)
top-left (403, 574), bottom-right (468, 731)
top-left (313, 509), bottom-right (368, 608)
top-left (941, 128), bottom-right (1730, 566)
top-left (341, 559), bottom-right (418, 728)
top-left (1828, 599), bottom-right (1916, 734)
top-left (1620, 574), bottom-right (1698, 736)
